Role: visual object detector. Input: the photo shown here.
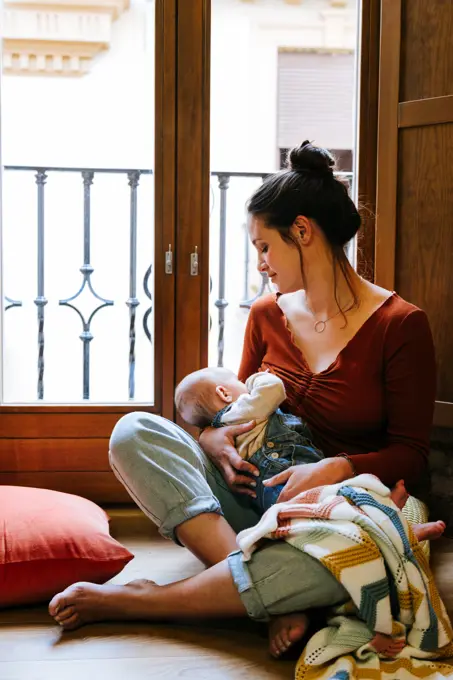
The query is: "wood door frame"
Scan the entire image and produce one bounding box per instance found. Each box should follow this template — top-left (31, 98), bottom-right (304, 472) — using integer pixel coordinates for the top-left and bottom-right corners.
top-left (155, 0), bottom-right (177, 420)
top-left (356, 0), bottom-right (381, 281)
top-left (0, 0), bottom-right (178, 501)
top-left (374, 0), bottom-right (402, 292)
top-left (173, 0), bottom-right (211, 432)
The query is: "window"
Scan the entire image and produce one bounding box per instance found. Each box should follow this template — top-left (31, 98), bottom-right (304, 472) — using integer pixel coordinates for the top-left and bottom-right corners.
top-left (1, 0), bottom-right (156, 404)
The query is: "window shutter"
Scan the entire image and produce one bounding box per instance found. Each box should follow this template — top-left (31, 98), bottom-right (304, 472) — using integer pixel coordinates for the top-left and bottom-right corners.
top-left (277, 51), bottom-right (355, 151)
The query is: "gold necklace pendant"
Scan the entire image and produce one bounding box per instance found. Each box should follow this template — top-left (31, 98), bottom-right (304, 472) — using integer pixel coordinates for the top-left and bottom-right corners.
top-left (314, 320), bottom-right (327, 333)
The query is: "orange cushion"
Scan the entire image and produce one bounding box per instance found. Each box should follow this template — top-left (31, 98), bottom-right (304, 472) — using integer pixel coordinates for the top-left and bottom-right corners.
top-left (0, 486), bottom-right (134, 608)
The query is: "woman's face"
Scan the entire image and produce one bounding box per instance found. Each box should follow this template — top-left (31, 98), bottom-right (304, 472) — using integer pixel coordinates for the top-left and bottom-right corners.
top-left (248, 215), bottom-right (304, 294)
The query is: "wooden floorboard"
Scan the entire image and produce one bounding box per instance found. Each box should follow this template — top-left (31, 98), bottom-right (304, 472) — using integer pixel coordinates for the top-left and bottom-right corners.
top-left (0, 659), bottom-right (292, 680)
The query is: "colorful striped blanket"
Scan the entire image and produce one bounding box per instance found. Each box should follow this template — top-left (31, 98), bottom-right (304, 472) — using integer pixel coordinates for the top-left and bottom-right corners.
top-left (237, 474), bottom-right (453, 679)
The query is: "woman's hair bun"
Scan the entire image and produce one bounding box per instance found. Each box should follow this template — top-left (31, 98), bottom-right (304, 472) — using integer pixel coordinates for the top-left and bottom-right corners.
top-left (287, 140), bottom-right (335, 176)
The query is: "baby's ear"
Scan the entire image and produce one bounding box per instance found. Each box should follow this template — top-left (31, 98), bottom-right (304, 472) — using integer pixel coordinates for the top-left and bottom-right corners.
top-left (215, 385), bottom-right (232, 403)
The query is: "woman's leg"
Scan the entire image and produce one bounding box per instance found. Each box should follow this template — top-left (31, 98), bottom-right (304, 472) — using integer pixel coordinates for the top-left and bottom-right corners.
top-left (109, 412), bottom-right (261, 566)
top-left (228, 543), bottom-right (348, 657)
top-left (49, 562), bottom-right (245, 630)
top-left (49, 542), bottom-right (348, 633)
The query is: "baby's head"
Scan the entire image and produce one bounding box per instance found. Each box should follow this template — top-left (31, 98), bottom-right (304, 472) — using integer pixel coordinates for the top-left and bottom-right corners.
top-left (175, 367), bottom-right (248, 428)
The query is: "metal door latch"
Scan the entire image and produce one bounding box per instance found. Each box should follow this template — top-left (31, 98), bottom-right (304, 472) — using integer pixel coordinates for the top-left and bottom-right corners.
top-left (190, 246), bottom-right (199, 276)
top-left (165, 244), bottom-right (173, 275)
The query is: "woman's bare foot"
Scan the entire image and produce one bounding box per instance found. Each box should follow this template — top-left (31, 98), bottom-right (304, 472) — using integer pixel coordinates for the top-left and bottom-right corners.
top-left (268, 612), bottom-right (309, 658)
top-left (49, 579), bottom-right (157, 631)
top-left (412, 520), bottom-right (446, 542)
top-left (390, 480), bottom-right (409, 510)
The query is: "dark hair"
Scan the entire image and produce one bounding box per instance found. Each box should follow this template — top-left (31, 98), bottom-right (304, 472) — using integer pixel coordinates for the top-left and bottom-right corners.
top-left (247, 140), bottom-right (361, 313)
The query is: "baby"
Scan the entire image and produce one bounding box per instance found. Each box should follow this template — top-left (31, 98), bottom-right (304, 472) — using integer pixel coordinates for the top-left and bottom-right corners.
top-left (176, 368), bottom-right (324, 511)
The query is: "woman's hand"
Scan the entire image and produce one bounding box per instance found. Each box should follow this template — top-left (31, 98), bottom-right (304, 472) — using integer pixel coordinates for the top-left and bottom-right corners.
top-left (263, 457), bottom-right (354, 503)
top-left (199, 423), bottom-right (259, 497)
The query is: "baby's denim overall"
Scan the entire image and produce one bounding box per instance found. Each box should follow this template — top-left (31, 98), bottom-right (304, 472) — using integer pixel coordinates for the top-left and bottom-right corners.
top-left (213, 408), bottom-right (324, 512)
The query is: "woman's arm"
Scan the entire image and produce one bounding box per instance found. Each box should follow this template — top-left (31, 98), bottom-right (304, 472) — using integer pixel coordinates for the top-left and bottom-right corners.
top-left (199, 421), bottom-right (259, 496)
top-left (264, 456), bottom-right (353, 502)
top-left (348, 309), bottom-right (436, 486)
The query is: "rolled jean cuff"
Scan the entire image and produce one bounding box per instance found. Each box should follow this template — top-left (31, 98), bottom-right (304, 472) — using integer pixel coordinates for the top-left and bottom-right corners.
top-left (159, 496), bottom-right (223, 544)
top-left (227, 550), bottom-right (270, 623)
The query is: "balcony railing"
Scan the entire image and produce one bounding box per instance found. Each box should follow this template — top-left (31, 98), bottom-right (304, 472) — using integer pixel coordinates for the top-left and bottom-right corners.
top-left (1, 165), bottom-right (353, 402)
top-left (2, 165), bottom-right (153, 402)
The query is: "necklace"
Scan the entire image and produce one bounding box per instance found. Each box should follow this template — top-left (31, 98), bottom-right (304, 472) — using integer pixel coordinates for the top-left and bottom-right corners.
top-left (304, 297), bottom-right (354, 333)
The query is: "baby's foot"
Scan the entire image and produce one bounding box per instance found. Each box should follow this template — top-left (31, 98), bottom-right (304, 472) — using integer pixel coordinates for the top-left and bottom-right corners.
top-left (370, 632), bottom-right (405, 657)
top-left (268, 612), bottom-right (309, 658)
top-left (390, 480), bottom-right (409, 510)
top-left (412, 520), bottom-right (446, 542)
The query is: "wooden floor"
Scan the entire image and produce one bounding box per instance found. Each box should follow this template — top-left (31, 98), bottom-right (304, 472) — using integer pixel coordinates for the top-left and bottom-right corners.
top-left (1, 511), bottom-right (453, 680)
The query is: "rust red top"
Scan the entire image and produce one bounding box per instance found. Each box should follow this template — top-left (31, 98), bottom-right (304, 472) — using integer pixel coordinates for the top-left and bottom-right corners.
top-left (238, 293), bottom-right (436, 486)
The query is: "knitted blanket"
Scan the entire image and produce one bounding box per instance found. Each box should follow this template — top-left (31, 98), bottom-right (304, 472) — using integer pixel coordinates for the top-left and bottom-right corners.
top-left (237, 474), bottom-right (453, 679)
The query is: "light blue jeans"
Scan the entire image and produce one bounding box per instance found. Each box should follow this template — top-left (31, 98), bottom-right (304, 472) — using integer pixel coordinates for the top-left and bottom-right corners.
top-left (109, 412), bottom-right (348, 622)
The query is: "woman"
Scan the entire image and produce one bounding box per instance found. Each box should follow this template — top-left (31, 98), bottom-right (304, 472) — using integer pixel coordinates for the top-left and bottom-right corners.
top-left (49, 142), bottom-right (436, 659)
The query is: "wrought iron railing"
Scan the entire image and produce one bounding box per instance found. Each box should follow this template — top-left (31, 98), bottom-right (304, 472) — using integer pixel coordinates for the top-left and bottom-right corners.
top-left (2, 165), bottom-right (153, 401)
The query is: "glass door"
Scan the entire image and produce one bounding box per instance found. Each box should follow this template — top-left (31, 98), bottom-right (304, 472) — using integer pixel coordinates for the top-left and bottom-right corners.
top-left (0, 0), bottom-right (176, 501)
